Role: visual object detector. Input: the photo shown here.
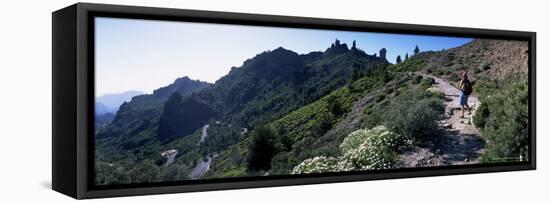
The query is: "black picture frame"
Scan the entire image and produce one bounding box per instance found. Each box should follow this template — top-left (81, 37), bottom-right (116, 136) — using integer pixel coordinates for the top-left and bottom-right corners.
top-left (52, 2), bottom-right (536, 199)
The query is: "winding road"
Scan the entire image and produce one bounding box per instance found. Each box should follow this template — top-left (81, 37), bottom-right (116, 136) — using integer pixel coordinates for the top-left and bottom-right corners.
top-left (198, 124), bottom-right (210, 145)
top-left (189, 157), bottom-right (212, 180)
top-left (190, 124), bottom-right (214, 179)
top-left (161, 150), bottom-right (178, 166)
top-left (398, 73), bottom-right (486, 167)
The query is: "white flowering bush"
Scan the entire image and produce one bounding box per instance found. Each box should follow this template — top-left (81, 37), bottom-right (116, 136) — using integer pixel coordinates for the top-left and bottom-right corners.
top-left (340, 126), bottom-right (406, 170)
top-left (340, 126), bottom-right (397, 153)
top-left (339, 128), bottom-right (372, 153)
top-left (292, 126), bottom-right (410, 174)
top-left (291, 156), bottom-right (338, 174)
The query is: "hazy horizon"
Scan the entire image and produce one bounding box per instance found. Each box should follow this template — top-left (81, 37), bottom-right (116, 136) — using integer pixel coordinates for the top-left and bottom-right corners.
top-left (95, 17), bottom-right (472, 96)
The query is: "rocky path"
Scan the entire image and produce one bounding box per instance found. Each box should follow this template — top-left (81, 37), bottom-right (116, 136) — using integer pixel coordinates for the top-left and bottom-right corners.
top-left (398, 73), bottom-right (486, 167)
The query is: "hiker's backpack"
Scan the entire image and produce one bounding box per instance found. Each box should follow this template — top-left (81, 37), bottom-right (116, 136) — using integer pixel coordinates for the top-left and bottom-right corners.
top-left (462, 80), bottom-right (473, 95)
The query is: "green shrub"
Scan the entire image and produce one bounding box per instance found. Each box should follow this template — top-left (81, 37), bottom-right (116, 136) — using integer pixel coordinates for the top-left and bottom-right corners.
top-left (473, 67), bottom-right (482, 74)
top-left (480, 81), bottom-right (529, 163)
top-left (380, 91), bottom-right (444, 140)
top-left (220, 167), bottom-right (247, 177)
top-left (128, 160), bottom-right (160, 183)
top-left (420, 77), bottom-right (435, 88)
top-left (413, 75), bottom-right (423, 84)
top-left (479, 62), bottom-right (491, 70)
top-left (326, 95), bottom-right (344, 117)
top-left (474, 79), bottom-right (499, 97)
top-left (473, 101), bottom-right (489, 128)
top-left (247, 125), bottom-right (276, 171)
top-left (161, 163), bottom-right (191, 181)
top-left (426, 87), bottom-right (445, 99)
top-left (95, 162), bottom-right (131, 185)
top-left (269, 152), bottom-right (300, 174)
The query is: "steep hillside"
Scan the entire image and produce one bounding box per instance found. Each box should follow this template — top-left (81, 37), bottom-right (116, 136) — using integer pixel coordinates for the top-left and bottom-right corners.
top-left (393, 39), bottom-right (528, 82)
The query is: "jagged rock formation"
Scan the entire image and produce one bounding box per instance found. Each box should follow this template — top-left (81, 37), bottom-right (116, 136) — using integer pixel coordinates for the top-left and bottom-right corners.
top-left (326, 39), bottom-right (350, 54)
top-left (326, 39), bottom-right (388, 63)
top-left (379, 48), bottom-right (387, 61)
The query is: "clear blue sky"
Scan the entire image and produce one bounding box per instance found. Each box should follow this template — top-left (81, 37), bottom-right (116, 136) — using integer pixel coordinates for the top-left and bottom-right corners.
top-left (95, 17), bottom-right (472, 96)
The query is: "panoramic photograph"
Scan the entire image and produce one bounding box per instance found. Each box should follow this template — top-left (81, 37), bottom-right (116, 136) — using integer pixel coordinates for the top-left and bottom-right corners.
top-left (94, 17), bottom-right (529, 185)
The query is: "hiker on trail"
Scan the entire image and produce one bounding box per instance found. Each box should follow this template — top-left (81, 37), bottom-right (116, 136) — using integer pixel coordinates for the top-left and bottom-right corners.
top-left (458, 71), bottom-right (472, 118)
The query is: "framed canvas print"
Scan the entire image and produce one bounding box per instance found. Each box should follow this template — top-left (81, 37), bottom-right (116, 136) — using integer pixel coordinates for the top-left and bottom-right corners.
top-left (52, 3), bottom-right (536, 199)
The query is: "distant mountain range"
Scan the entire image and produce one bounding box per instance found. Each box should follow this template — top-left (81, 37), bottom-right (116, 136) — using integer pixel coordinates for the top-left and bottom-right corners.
top-left (95, 102), bottom-right (112, 115)
top-left (96, 90), bottom-right (144, 114)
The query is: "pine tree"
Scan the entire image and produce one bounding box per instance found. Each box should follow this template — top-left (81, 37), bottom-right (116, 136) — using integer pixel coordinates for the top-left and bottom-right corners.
top-left (247, 125), bottom-right (276, 171)
top-left (414, 45), bottom-right (420, 55)
top-left (405, 53), bottom-right (409, 60)
top-left (396, 55), bottom-right (402, 63)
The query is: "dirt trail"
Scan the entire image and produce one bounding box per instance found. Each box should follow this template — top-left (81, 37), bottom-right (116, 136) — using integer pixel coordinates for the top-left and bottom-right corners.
top-left (398, 73), bottom-right (485, 167)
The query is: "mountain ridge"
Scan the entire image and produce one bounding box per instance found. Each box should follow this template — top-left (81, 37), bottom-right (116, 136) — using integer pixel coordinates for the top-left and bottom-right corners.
top-left (95, 76), bottom-right (211, 139)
